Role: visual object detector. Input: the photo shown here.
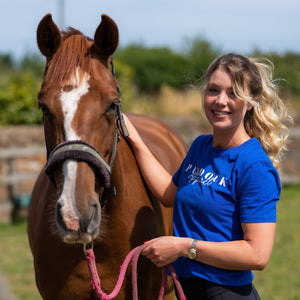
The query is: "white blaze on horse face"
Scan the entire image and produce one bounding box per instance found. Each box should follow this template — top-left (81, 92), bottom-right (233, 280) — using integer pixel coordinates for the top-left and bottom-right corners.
top-left (58, 69), bottom-right (90, 233)
top-left (60, 68), bottom-right (90, 141)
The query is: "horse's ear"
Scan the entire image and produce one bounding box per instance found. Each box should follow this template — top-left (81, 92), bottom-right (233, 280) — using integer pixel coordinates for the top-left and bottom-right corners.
top-left (93, 14), bottom-right (119, 61)
top-left (37, 14), bottom-right (61, 61)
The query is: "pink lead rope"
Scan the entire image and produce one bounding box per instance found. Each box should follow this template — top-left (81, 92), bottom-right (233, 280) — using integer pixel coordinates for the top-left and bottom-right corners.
top-left (85, 244), bottom-right (186, 300)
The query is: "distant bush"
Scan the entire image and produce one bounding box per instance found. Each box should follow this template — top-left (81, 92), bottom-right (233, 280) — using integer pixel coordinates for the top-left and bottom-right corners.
top-left (0, 71), bottom-right (42, 125)
top-left (183, 38), bottom-right (222, 84)
top-left (271, 52), bottom-right (300, 96)
top-left (115, 38), bottom-right (222, 92)
top-left (116, 45), bottom-right (188, 92)
top-left (0, 38), bottom-right (299, 125)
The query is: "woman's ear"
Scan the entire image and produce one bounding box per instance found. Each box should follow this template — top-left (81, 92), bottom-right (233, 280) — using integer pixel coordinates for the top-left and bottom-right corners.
top-left (246, 102), bottom-right (254, 111)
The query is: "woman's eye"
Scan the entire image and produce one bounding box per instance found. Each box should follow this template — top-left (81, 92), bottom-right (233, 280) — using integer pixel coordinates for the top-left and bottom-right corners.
top-left (207, 88), bottom-right (219, 95)
top-left (228, 91), bottom-right (236, 98)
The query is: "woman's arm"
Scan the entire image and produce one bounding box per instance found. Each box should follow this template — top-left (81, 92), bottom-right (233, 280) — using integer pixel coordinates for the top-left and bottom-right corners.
top-left (194, 222), bottom-right (276, 270)
top-left (142, 222), bottom-right (276, 270)
top-left (123, 114), bottom-right (177, 207)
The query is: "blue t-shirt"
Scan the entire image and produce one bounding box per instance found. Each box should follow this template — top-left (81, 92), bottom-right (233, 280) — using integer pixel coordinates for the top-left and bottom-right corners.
top-left (172, 135), bottom-right (280, 286)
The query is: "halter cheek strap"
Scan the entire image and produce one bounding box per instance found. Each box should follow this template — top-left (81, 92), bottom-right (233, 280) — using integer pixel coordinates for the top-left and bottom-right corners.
top-left (111, 56), bottom-right (129, 138)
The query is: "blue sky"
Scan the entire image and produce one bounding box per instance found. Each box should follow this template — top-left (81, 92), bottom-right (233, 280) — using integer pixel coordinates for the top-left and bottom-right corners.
top-left (1, 0), bottom-right (299, 60)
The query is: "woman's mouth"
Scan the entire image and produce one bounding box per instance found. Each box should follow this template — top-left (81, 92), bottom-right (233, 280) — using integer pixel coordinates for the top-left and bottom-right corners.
top-left (212, 110), bottom-right (230, 116)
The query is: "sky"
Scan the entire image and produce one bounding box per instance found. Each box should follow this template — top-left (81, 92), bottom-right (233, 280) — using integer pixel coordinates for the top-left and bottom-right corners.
top-left (0, 0), bottom-right (300, 61)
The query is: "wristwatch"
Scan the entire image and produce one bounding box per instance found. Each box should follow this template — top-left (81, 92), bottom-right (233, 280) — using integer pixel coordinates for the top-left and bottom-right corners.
top-left (188, 239), bottom-right (197, 259)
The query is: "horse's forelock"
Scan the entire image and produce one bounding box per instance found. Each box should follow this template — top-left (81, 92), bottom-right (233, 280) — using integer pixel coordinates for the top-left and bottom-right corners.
top-left (44, 29), bottom-right (92, 86)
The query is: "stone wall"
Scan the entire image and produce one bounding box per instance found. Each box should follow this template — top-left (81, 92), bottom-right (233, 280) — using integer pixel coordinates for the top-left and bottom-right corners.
top-left (0, 126), bottom-right (46, 223)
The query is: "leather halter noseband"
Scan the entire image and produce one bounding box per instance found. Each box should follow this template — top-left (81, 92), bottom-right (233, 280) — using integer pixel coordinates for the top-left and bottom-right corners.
top-left (45, 58), bottom-right (129, 205)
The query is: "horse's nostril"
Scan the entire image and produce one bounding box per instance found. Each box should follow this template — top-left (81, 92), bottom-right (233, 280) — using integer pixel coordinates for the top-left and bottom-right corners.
top-left (86, 202), bottom-right (101, 236)
top-left (55, 202), bottom-right (67, 232)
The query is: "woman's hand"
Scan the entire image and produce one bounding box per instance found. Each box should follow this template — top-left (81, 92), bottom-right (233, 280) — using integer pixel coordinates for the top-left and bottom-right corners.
top-left (142, 236), bottom-right (190, 268)
top-left (122, 114), bottom-right (143, 145)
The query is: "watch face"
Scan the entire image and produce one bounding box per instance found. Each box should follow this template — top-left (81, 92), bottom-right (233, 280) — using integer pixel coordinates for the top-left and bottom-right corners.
top-left (189, 249), bottom-right (197, 259)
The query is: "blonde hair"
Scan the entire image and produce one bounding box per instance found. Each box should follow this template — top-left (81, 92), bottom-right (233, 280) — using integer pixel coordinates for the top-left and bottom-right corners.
top-left (200, 53), bottom-right (292, 169)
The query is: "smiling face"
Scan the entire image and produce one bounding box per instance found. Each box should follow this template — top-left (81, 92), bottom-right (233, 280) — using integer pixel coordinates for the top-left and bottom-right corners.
top-left (203, 67), bottom-right (253, 142)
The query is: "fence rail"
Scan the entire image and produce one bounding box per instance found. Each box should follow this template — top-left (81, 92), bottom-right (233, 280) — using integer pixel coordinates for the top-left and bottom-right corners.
top-left (0, 146), bottom-right (45, 159)
top-left (0, 146), bottom-right (45, 222)
top-left (0, 146), bottom-right (45, 185)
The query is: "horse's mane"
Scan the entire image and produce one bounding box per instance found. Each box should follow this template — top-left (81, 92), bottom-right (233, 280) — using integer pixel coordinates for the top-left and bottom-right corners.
top-left (44, 28), bottom-right (93, 86)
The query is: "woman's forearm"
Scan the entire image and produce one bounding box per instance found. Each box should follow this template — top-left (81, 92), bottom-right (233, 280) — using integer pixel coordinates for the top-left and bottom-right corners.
top-left (194, 239), bottom-right (268, 271)
top-left (186, 222), bottom-right (276, 271)
top-left (124, 115), bottom-right (176, 206)
top-left (131, 139), bottom-right (174, 204)
top-left (143, 223), bottom-right (276, 271)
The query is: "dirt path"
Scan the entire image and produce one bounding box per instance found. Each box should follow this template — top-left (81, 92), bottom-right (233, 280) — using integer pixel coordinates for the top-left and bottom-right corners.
top-left (0, 272), bottom-right (17, 300)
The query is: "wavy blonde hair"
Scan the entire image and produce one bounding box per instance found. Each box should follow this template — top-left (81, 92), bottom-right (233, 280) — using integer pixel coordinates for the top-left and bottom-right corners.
top-left (200, 53), bottom-right (292, 169)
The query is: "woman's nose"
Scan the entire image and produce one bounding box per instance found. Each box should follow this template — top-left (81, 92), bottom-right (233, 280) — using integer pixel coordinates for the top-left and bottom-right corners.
top-left (215, 91), bottom-right (227, 105)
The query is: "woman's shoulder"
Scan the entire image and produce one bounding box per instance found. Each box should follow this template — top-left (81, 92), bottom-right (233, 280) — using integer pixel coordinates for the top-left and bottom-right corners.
top-left (238, 138), bottom-right (271, 163)
top-left (236, 138), bottom-right (279, 178)
top-left (187, 134), bottom-right (213, 154)
top-left (234, 139), bottom-right (281, 198)
top-left (192, 134), bottom-right (213, 146)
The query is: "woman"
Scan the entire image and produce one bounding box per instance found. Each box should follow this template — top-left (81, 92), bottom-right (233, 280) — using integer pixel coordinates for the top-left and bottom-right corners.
top-left (124, 53), bottom-right (291, 299)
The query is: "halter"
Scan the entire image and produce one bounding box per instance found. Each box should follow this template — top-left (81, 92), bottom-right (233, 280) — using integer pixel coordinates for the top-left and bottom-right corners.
top-left (45, 57), bottom-right (129, 205)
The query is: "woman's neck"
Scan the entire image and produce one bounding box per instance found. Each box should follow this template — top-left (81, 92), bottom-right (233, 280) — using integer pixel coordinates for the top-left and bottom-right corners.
top-left (213, 128), bottom-right (250, 149)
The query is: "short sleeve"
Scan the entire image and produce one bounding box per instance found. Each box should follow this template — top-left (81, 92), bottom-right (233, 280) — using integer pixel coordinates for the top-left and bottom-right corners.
top-left (237, 160), bottom-right (281, 223)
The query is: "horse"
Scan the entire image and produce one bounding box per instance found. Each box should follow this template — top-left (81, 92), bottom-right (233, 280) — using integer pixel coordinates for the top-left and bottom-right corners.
top-left (27, 13), bottom-right (187, 300)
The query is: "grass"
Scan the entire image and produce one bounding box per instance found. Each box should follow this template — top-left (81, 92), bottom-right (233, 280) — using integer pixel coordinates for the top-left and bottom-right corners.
top-left (253, 184), bottom-right (300, 300)
top-left (0, 185), bottom-right (299, 300)
top-left (0, 220), bottom-right (40, 299)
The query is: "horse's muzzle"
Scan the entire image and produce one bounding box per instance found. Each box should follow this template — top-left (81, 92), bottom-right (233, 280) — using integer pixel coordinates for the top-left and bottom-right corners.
top-left (56, 197), bottom-right (101, 244)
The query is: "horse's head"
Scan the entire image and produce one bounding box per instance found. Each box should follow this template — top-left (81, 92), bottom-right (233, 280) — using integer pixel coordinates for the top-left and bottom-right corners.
top-left (37, 14), bottom-right (122, 244)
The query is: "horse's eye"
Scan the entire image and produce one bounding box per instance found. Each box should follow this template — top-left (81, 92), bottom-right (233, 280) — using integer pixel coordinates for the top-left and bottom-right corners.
top-left (62, 85), bottom-right (74, 92)
top-left (106, 99), bottom-right (120, 114)
top-left (39, 104), bottom-right (50, 116)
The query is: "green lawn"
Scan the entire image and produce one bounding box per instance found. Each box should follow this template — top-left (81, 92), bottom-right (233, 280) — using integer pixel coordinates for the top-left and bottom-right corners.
top-left (253, 185), bottom-right (300, 300)
top-left (0, 221), bottom-right (40, 299)
top-left (0, 185), bottom-right (299, 300)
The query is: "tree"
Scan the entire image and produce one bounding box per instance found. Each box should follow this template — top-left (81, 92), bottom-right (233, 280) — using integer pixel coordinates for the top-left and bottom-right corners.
top-left (116, 45), bottom-right (188, 92)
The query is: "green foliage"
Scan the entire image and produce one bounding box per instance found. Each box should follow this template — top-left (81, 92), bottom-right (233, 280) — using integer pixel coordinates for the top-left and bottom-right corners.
top-left (252, 49), bottom-right (300, 97)
top-left (115, 38), bottom-right (222, 93)
top-left (0, 53), bottom-right (44, 125)
top-left (272, 52), bottom-right (300, 95)
top-left (0, 38), bottom-right (300, 125)
top-left (0, 54), bottom-right (14, 70)
top-left (20, 53), bottom-right (45, 77)
top-left (116, 44), bottom-right (188, 92)
top-left (111, 58), bottom-right (138, 112)
top-left (0, 71), bottom-right (42, 125)
top-left (183, 38), bottom-right (222, 83)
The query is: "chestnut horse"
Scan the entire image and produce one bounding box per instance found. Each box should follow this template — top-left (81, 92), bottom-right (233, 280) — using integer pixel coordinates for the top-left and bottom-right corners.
top-left (27, 14), bottom-right (187, 300)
